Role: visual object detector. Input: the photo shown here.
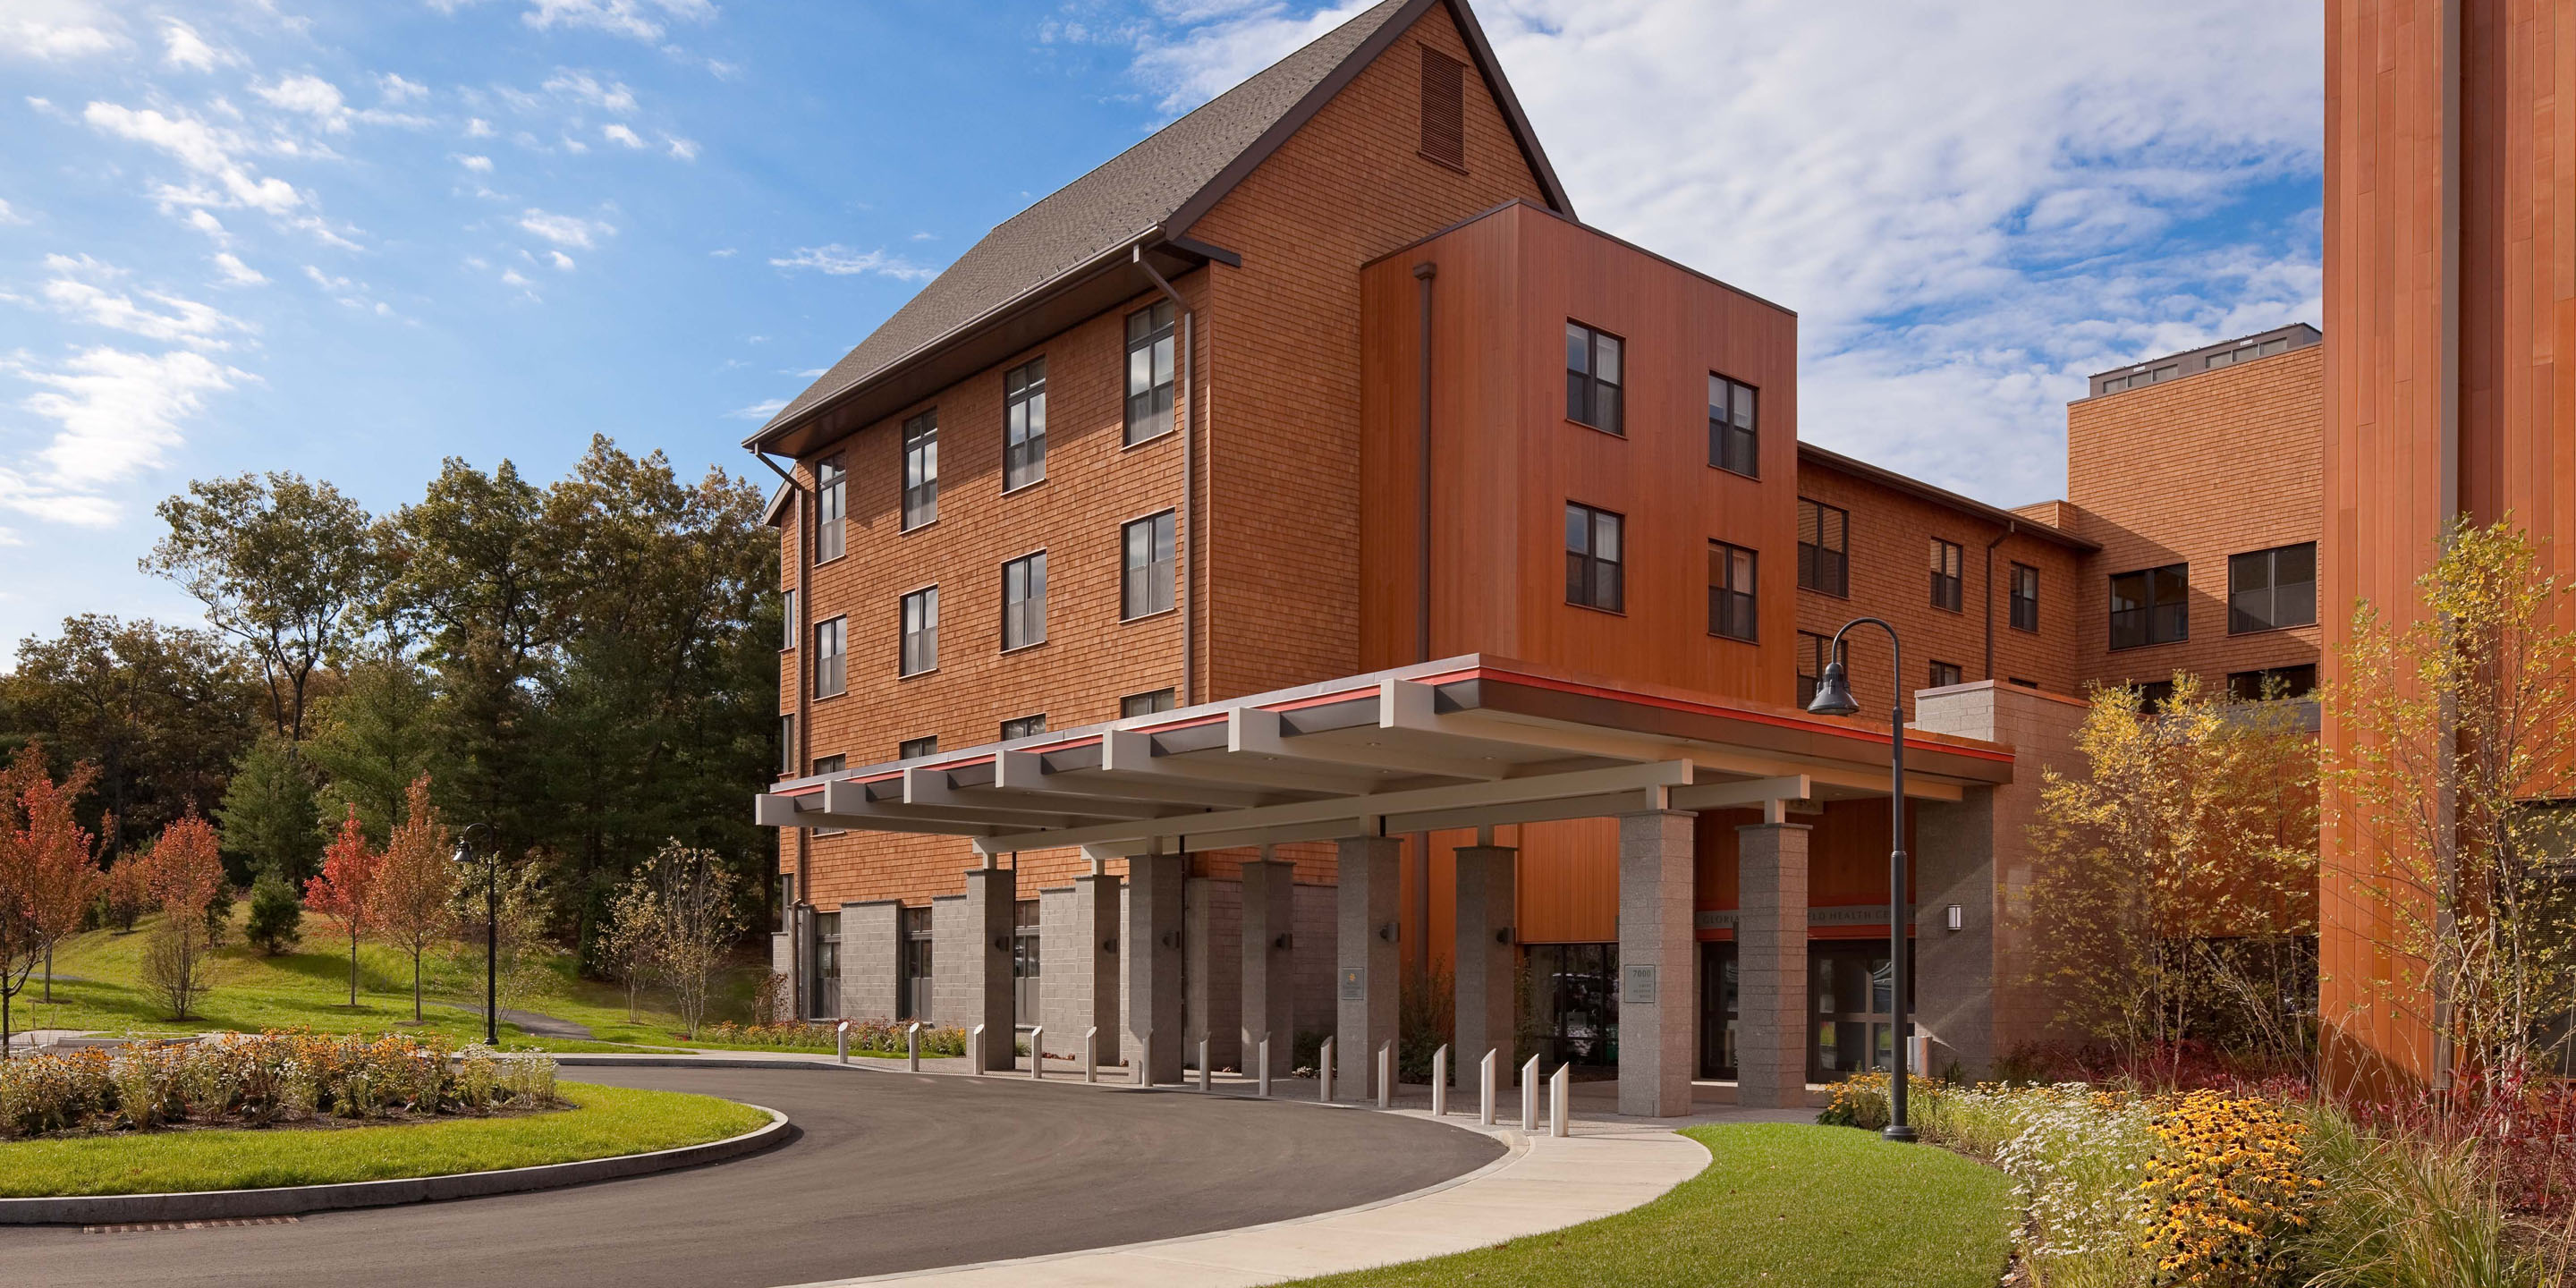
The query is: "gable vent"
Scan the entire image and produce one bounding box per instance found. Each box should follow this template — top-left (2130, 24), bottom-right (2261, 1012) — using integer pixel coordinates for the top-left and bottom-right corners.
top-left (1419, 46), bottom-right (1465, 171)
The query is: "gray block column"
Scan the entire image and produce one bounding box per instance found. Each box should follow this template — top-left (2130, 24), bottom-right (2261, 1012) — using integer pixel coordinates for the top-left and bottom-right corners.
top-left (961, 864), bottom-right (1016, 1070)
top-left (1074, 869), bottom-right (1122, 1066)
top-left (1184, 877), bottom-right (1242, 1072)
top-left (1239, 857), bottom-right (1295, 1078)
top-left (841, 899), bottom-right (901, 1021)
top-left (1335, 835), bottom-right (1402, 1101)
top-left (1736, 820), bottom-right (1811, 1109)
top-left (1618, 809), bottom-right (1698, 1118)
top-left (767, 930), bottom-right (794, 1023)
top-left (1125, 853), bottom-right (1185, 1084)
top-left (929, 894), bottom-right (966, 1029)
top-left (1453, 845), bottom-right (1517, 1080)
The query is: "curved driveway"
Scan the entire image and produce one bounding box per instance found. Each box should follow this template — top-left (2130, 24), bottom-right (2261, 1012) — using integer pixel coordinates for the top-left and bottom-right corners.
top-left (0, 1065), bottom-right (1506, 1288)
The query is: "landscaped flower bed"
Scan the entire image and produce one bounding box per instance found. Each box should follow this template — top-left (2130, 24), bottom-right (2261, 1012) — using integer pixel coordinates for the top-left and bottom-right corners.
top-left (0, 1030), bottom-right (558, 1140)
top-left (697, 1019), bottom-right (966, 1056)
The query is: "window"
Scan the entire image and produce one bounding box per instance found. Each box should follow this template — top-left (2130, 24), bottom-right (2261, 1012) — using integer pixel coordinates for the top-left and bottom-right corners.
top-left (2008, 677), bottom-right (2039, 689)
top-left (813, 617), bottom-right (846, 698)
top-left (1002, 551), bottom-right (1046, 650)
top-left (1564, 323), bottom-right (1623, 435)
top-left (898, 905), bottom-right (933, 1021)
top-left (2228, 543), bottom-right (2317, 634)
top-left (1001, 714), bottom-right (1046, 741)
top-left (1564, 503), bottom-right (1624, 612)
top-left (2135, 680), bottom-right (2177, 714)
top-left (1797, 498), bottom-right (1849, 597)
top-left (1707, 541), bottom-right (1758, 641)
top-left (2009, 563), bottom-right (2040, 632)
top-left (778, 714), bottom-right (795, 775)
top-left (1004, 359), bottom-right (1046, 491)
top-left (2100, 364), bottom-right (2179, 394)
top-left (1418, 47), bottom-right (1465, 170)
top-left (2205, 336), bottom-right (2291, 370)
top-left (2109, 564), bottom-right (2189, 649)
top-left (1121, 511), bottom-right (1176, 619)
top-left (809, 910), bottom-right (841, 1019)
top-left (2227, 664), bottom-right (2318, 703)
top-left (1928, 538), bottom-right (1964, 613)
top-left (1708, 374), bottom-right (1758, 477)
top-left (900, 587), bottom-right (938, 676)
top-left (899, 735), bottom-right (938, 759)
top-left (781, 589), bottom-right (797, 649)
top-left (1796, 631), bottom-right (1831, 708)
top-left (809, 755), bottom-right (846, 836)
top-left (1928, 661), bottom-right (1962, 689)
top-left (1122, 688), bottom-right (1176, 718)
top-left (1125, 301), bottom-right (1177, 445)
top-left (902, 411), bottom-right (938, 530)
top-left (815, 456), bottom-right (846, 563)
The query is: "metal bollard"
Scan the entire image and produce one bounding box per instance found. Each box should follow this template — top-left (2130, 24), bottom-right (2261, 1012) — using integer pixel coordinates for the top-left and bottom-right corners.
top-left (1521, 1055), bottom-right (1540, 1130)
top-left (1135, 1028), bottom-right (1151, 1086)
top-left (1479, 1048), bottom-right (1497, 1125)
top-left (907, 1021), bottom-right (921, 1072)
top-left (1318, 1037), bottom-right (1335, 1102)
top-left (970, 1023), bottom-right (986, 1076)
top-left (1376, 1041), bottom-right (1393, 1109)
top-left (1084, 1026), bottom-right (1098, 1084)
top-left (836, 1019), bottom-right (849, 1064)
top-left (1549, 1061), bottom-right (1571, 1138)
top-left (1257, 1034), bottom-right (1272, 1098)
top-left (1430, 1045), bottom-right (1449, 1117)
top-left (1029, 1026), bottom-right (1044, 1080)
top-left (1197, 1036), bottom-right (1211, 1092)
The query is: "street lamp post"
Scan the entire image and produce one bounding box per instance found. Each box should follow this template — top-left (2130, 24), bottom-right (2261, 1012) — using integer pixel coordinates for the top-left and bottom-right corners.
top-left (1804, 616), bottom-right (1919, 1143)
top-left (452, 824), bottom-right (496, 1046)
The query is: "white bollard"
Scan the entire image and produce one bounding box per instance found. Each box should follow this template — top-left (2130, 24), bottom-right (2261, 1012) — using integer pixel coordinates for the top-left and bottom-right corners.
top-left (1084, 1026), bottom-right (1099, 1084)
top-left (1549, 1061), bottom-right (1571, 1138)
top-left (1135, 1029), bottom-right (1151, 1086)
top-left (1431, 1045), bottom-right (1449, 1117)
top-left (970, 1023), bottom-right (986, 1076)
top-left (1029, 1026), bottom-right (1044, 1080)
top-left (1479, 1049), bottom-right (1497, 1125)
top-left (1376, 1041), bottom-right (1393, 1109)
top-left (907, 1021), bottom-right (921, 1072)
top-left (836, 1019), bottom-right (849, 1064)
top-left (1318, 1037), bottom-right (1335, 1102)
top-left (1521, 1055), bottom-right (1540, 1130)
top-left (1198, 1036), bottom-right (1211, 1092)
top-left (1257, 1034), bottom-right (1272, 1098)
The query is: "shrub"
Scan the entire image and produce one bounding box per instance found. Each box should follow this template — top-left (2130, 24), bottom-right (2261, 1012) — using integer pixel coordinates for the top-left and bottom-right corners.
top-left (0, 1030), bottom-right (560, 1140)
top-left (245, 876), bottom-right (302, 955)
top-left (697, 1019), bottom-right (966, 1057)
top-left (2139, 1090), bottom-right (2319, 1286)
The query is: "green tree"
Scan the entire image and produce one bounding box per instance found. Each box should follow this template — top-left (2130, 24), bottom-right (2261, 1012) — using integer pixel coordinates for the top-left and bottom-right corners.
top-left (304, 653), bottom-right (440, 844)
top-left (216, 733), bottom-right (321, 884)
top-left (246, 873), bottom-right (302, 955)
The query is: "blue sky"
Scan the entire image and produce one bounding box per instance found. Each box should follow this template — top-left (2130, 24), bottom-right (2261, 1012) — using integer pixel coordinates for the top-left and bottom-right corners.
top-left (0, 0), bottom-right (2325, 660)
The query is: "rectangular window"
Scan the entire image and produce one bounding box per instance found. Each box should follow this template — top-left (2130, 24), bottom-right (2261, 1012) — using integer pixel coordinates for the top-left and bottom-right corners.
top-left (1796, 631), bottom-right (1830, 708)
top-left (1122, 688), bottom-right (1176, 718)
top-left (2109, 564), bottom-right (2190, 649)
top-left (2228, 542), bottom-right (2317, 634)
top-left (778, 714), bottom-right (795, 775)
top-left (809, 754), bottom-right (846, 836)
top-left (781, 589), bottom-right (797, 650)
top-left (1797, 498), bottom-right (1849, 597)
top-left (1001, 714), bottom-right (1046, 741)
top-left (2227, 664), bottom-right (2318, 703)
top-left (900, 587), bottom-right (938, 676)
top-left (815, 456), bottom-right (846, 564)
top-left (1928, 661), bottom-right (1962, 689)
top-left (898, 905), bottom-right (933, 1021)
top-left (1121, 511), bottom-right (1176, 619)
top-left (2009, 563), bottom-right (2040, 632)
top-left (1418, 46), bottom-right (1465, 169)
top-left (1125, 301), bottom-right (1177, 445)
top-left (2136, 679), bottom-right (2177, 714)
top-left (809, 910), bottom-right (841, 1020)
top-left (1928, 538), bottom-right (1964, 612)
top-left (2008, 677), bottom-right (2038, 689)
top-left (812, 616), bottom-right (846, 698)
top-left (1004, 359), bottom-right (1046, 491)
top-left (899, 735), bottom-right (938, 759)
top-left (902, 411), bottom-right (938, 530)
top-left (1011, 899), bottom-right (1042, 1027)
top-left (1564, 503), bottom-right (1624, 612)
top-left (1002, 551), bottom-right (1046, 650)
top-left (1707, 541), bottom-right (1758, 641)
top-left (1564, 322), bottom-right (1623, 435)
top-left (1708, 374), bottom-right (1758, 477)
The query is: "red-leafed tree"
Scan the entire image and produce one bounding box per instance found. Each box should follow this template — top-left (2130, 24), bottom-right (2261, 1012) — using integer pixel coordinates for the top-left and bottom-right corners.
top-left (304, 807), bottom-right (383, 1006)
top-left (17, 751), bottom-right (103, 1005)
top-left (138, 813), bottom-right (225, 1020)
top-left (371, 777), bottom-right (455, 1022)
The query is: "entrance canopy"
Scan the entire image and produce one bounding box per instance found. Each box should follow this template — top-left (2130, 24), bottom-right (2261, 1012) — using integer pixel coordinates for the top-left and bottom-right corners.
top-left (756, 655), bottom-right (2016, 857)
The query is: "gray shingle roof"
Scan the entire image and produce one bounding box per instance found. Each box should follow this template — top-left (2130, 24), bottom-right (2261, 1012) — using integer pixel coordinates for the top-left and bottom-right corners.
top-left (756, 0), bottom-right (1424, 440)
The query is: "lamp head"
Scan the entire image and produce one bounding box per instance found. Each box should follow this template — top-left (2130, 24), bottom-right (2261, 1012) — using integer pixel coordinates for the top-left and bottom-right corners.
top-left (451, 839), bottom-right (470, 865)
top-left (1807, 659), bottom-right (1860, 716)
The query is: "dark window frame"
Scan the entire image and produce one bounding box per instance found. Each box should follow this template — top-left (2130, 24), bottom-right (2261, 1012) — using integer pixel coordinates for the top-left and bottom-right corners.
top-left (899, 736), bottom-right (938, 759)
top-left (1121, 688), bottom-right (1176, 718)
top-left (1564, 321), bottom-right (1625, 436)
top-left (809, 754), bottom-right (847, 836)
top-left (1797, 497), bottom-right (1850, 597)
top-left (1417, 45), bottom-right (1466, 171)
top-left (1796, 631), bottom-right (1830, 708)
top-left (1001, 549), bottom-right (1046, 652)
top-left (2226, 664), bottom-right (2318, 703)
top-left (778, 713), bottom-right (795, 776)
top-left (1708, 373), bottom-right (1758, 478)
top-left (815, 455), bottom-right (847, 564)
top-left (1124, 301), bottom-right (1177, 446)
top-left (1564, 502), bottom-right (1625, 613)
top-left (2228, 542), bottom-right (2317, 635)
top-left (1707, 540), bottom-right (1758, 642)
top-left (1928, 661), bottom-right (1962, 690)
top-left (1928, 538), bottom-right (1964, 613)
top-left (2009, 562), bottom-right (2040, 633)
top-left (2108, 564), bottom-right (2190, 650)
top-left (1121, 510), bottom-right (1177, 621)
top-left (780, 589), bottom-right (797, 651)
top-left (1001, 714), bottom-right (1046, 741)
top-left (899, 586), bottom-right (938, 677)
top-left (1003, 358), bottom-right (1046, 492)
top-left (901, 410), bottom-right (938, 530)
top-left (812, 615), bottom-right (847, 699)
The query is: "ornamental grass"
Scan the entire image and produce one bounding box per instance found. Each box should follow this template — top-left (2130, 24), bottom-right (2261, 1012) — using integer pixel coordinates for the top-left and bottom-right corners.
top-left (0, 1030), bottom-right (557, 1140)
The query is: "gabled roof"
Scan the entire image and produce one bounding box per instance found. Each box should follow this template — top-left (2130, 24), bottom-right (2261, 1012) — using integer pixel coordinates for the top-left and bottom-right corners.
top-left (1798, 442), bottom-right (2097, 552)
top-left (746, 0), bottom-right (1572, 457)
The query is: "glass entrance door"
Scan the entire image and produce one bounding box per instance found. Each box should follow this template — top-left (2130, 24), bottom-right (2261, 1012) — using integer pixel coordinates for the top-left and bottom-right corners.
top-left (1809, 942), bottom-right (1912, 1080)
top-left (1699, 942), bottom-right (1737, 1080)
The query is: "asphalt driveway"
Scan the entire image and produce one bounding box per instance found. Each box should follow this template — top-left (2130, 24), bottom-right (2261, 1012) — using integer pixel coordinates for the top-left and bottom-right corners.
top-left (0, 1063), bottom-right (1505, 1288)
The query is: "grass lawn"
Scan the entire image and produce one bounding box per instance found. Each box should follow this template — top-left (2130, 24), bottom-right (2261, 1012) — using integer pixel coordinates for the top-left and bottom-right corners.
top-left (0, 1081), bottom-right (771, 1198)
top-left (1283, 1123), bottom-right (2015, 1288)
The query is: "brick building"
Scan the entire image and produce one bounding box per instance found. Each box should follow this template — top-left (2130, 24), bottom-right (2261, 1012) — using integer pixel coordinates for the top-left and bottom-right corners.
top-left (742, 0), bottom-right (2334, 1111)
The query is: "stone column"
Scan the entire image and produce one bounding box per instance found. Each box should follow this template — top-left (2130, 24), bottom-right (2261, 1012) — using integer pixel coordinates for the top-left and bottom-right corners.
top-left (1453, 845), bottom-right (1517, 1080)
top-left (1335, 835), bottom-right (1402, 1101)
top-left (1735, 820), bottom-right (1810, 1110)
top-left (1619, 810), bottom-right (1697, 1117)
top-left (1125, 852), bottom-right (1185, 1084)
top-left (767, 929), bottom-right (794, 1023)
top-left (962, 864), bottom-right (1016, 1070)
top-left (929, 894), bottom-right (966, 1029)
top-left (1184, 876), bottom-right (1242, 1072)
top-left (1239, 857), bottom-right (1295, 1078)
top-left (1074, 869), bottom-right (1122, 1066)
top-left (842, 899), bottom-right (901, 1021)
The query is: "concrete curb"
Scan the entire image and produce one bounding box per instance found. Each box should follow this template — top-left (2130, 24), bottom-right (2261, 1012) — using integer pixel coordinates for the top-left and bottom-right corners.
top-left (0, 1104), bottom-right (790, 1225)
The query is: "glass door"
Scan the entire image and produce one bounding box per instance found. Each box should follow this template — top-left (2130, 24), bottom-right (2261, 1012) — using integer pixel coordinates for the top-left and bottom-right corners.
top-left (1809, 942), bottom-right (1914, 1080)
top-left (1699, 942), bottom-right (1738, 1080)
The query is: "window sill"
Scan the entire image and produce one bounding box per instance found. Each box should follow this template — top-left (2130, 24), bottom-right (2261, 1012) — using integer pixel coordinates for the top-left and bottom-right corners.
top-left (999, 639), bottom-right (1049, 657)
top-left (1119, 607), bottom-right (1179, 625)
top-left (1564, 418), bottom-right (1626, 440)
top-left (1001, 476), bottom-right (1047, 498)
top-left (812, 553), bottom-right (847, 570)
top-left (1710, 462), bottom-right (1759, 481)
top-left (2106, 640), bottom-right (2188, 654)
top-left (1565, 601), bottom-right (1628, 617)
top-left (2008, 623), bottom-right (2041, 635)
top-left (2224, 622), bottom-right (2316, 638)
top-left (1415, 148), bottom-right (1469, 176)
top-left (1797, 584), bottom-right (1852, 600)
top-left (1707, 631), bottom-right (1758, 645)
top-left (813, 687), bottom-right (849, 701)
top-left (900, 519), bottom-right (938, 537)
top-left (1123, 426), bottom-right (1176, 452)
top-left (897, 667), bottom-right (939, 682)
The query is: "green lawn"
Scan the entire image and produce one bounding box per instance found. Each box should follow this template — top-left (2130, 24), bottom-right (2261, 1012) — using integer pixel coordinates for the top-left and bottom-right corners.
top-left (1284, 1123), bottom-right (2015, 1288)
top-left (0, 1081), bottom-right (772, 1197)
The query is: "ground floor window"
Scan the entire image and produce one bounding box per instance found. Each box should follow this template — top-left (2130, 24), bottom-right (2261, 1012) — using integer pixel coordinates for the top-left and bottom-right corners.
top-left (1524, 942), bottom-right (1618, 1068)
top-left (1012, 899), bottom-right (1040, 1028)
top-left (1696, 939), bottom-right (1916, 1082)
top-left (899, 905), bottom-right (932, 1021)
top-left (809, 911), bottom-right (840, 1020)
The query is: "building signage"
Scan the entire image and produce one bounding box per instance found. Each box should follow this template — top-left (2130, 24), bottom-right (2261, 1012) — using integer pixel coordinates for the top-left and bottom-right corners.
top-left (1623, 963), bottom-right (1657, 1004)
top-left (1339, 967), bottom-right (1366, 1001)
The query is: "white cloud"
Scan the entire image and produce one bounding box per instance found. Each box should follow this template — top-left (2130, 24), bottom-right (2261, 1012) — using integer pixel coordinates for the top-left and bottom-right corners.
top-left (769, 244), bottom-right (936, 282)
top-left (38, 254), bottom-right (252, 349)
top-left (466, 116), bottom-right (496, 137)
top-left (211, 252), bottom-right (267, 285)
top-left (379, 72), bottom-right (428, 104)
top-left (523, 0), bottom-right (715, 44)
top-left (184, 208), bottom-right (227, 240)
top-left (547, 250), bottom-right (574, 271)
top-left (254, 74), bottom-right (353, 132)
top-left (1, 0), bottom-right (123, 61)
top-left (708, 246), bottom-right (735, 258)
top-left (302, 264), bottom-right (393, 316)
top-left (664, 134), bottom-right (698, 161)
top-left (542, 70), bottom-right (637, 114)
top-left (0, 199), bottom-right (26, 225)
top-left (160, 18), bottom-right (232, 72)
top-left (457, 153), bottom-right (495, 172)
top-left (518, 208), bottom-right (614, 249)
top-left (83, 101), bottom-right (309, 216)
top-left (727, 396), bottom-right (787, 421)
top-left (4, 344), bottom-right (245, 521)
top-left (602, 123), bottom-right (645, 148)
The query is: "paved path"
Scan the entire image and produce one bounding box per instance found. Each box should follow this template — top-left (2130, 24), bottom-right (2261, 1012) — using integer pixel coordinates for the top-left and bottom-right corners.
top-left (443, 1003), bottom-right (596, 1040)
top-left (0, 1064), bottom-right (1504, 1288)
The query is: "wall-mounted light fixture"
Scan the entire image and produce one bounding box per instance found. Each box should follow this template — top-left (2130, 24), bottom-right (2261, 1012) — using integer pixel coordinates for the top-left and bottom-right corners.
top-left (993, 935), bottom-right (1012, 952)
top-left (1274, 933), bottom-right (1293, 951)
top-left (1495, 926), bottom-right (1514, 946)
top-left (1377, 921), bottom-right (1399, 943)
top-left (1102, 937), bottom-right (1117, 953)
top-left (1945, 903), bottom-right (1964, 932)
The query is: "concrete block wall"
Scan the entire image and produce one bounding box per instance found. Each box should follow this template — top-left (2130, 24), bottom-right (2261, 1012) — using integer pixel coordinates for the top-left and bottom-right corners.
top-left (841, 900), bottom-right (901, 1021)
top-left (929, 894), bottom-right (968, 1030)
top-left (1184, 877), bottom-right (1243, 1071)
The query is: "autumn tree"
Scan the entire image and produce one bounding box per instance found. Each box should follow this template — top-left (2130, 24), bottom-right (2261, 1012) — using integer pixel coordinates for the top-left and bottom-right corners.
top-left (373, 777), bottom-right (457, 1022)
top-left (640, 841), bottom-right (744, 1040)
top-left (303, 808), bottom-right (383, 1006)
top-left (13, 750), bottom-right (104, 1004)
top-left (138, 814), bottom-right (225, 1021)
top-left (598, 874), bottom-right (661, 1023)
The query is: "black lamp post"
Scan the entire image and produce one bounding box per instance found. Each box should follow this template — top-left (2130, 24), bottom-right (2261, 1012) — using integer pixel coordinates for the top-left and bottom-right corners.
top-left (452, 824), bottom-right (497, 1046)
top-left (1804, 617), bottom-right (1918, 1143)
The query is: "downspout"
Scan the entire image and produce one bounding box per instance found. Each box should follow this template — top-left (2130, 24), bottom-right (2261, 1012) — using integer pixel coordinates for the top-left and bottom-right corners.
top-left (1982, 521), bottom-right (2016, 682)
top-left (1135, 247), bottom-right (1197, 705)
top-left (1414, 262), bottom-right (1436, 664)
top-left (750, 446), bottom-right (809, 1019)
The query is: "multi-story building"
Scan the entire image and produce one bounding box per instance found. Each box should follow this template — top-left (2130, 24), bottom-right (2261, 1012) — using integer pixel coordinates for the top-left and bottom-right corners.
top-left (743, 0), bottom-right (2337, 1113)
